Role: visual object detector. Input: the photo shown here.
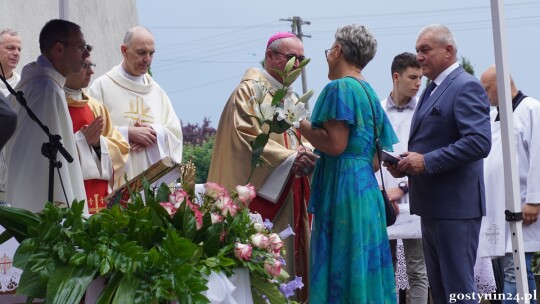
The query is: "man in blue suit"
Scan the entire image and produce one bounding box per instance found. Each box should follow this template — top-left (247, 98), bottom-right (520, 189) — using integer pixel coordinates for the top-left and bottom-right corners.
top-left (387, 24), bottom-right (491, 303)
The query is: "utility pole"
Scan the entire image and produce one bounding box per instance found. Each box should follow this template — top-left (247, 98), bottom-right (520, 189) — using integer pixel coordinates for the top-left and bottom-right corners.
top-left (280, 16), bottom-right (311, 105)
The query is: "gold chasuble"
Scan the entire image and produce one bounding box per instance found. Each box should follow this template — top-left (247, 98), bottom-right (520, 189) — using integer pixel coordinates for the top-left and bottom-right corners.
top-left (208, 68), bottom-right (311, 302)
top-left (67, 93), bottom-right (129, 213)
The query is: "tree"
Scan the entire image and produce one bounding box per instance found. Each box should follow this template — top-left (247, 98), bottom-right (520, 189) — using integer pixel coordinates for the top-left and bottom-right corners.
top-left (460, 56), bottom-right (475, 76)
top-left (183, 117), bottom-right (216, 145)
top-left (182, 117), bottom-right (217, 184)
top-left (426, 56), bottom-right (475, 86)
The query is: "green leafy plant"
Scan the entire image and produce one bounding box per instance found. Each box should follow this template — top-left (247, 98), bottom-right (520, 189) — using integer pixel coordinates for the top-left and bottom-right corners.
top-left (0, 179), bottom-right (300, 303)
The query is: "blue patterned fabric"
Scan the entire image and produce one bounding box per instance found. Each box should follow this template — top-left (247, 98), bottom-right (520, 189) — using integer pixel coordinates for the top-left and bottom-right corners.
top-left (308, 77), bottom-right (398, 303)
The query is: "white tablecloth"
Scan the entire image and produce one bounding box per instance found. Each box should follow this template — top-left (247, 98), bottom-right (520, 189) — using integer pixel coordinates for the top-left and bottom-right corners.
top-left (0, 226), bottom-right (21, 293)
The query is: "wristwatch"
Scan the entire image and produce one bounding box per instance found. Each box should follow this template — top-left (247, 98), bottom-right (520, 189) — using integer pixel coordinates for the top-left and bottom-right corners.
top-left (398, 181), bottom-right (409, 194)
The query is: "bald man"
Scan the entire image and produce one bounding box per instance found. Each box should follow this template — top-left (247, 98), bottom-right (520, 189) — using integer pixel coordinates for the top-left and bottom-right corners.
top-left (480, 65), bottom-right (540, 302)
top-left (89, 26), bottom-right (183, 181)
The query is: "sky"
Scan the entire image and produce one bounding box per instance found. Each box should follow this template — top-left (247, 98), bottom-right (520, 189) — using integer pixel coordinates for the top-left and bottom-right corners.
top-left (136, 0), bottom-right (540, 128)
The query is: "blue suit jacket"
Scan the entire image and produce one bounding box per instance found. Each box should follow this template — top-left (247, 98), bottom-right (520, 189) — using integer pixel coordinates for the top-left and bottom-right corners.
top-left (408, 66), bottom-right (491, 219)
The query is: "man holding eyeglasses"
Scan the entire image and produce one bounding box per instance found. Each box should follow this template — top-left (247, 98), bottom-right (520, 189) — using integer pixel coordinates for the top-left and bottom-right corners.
top-left (5, 19), bottom-right (90, 213)
top-left (207, 32), bottom-right (317, 302)
top-left (64, 55), bottom-right (129, 214)
top-left (89, 26), bottom-right (183, 182)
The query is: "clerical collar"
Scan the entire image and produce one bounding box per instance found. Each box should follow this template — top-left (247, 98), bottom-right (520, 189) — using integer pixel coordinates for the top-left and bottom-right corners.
top-left (63, 86), bottom-right (83, 100)
top-left (494, 90), bottom-right (527, 122)
top-left (385, 92), bottom-right (417, 112)
top-left (117, 63), bottom-right (146, 84)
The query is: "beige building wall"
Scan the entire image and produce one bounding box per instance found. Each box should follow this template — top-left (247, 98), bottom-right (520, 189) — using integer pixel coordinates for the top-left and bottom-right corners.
top-left (0, 0), bottom-right (138, 81)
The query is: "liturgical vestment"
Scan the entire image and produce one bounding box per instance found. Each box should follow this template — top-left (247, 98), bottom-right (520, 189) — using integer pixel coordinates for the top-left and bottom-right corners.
top-left (89, 65), bottom-right (183, 181)
top-left (207, 68), bottom-right (311, 301)
top-left (66, 91), bottom-right (129, 213)
top-left (5, 56), bottom-right (87, 213)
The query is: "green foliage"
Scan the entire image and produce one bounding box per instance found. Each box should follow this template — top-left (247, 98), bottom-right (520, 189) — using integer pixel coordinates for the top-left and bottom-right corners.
top-left (0, 194), bottom-right (208, 303)
top-left (460, 56), bottom-right (475, 76)
top-left (183, 136), bottom-right (215, 184)
top-left (0, 181), bottom-right (297, 303)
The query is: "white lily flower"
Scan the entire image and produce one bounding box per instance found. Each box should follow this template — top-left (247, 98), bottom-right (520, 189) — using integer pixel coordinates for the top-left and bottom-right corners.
top-left (275, 97), bottom-right (310, 128)
top-left (254, 102), bottom-right (276, 121)
top-left (250, 79), bottom-right (270, 104)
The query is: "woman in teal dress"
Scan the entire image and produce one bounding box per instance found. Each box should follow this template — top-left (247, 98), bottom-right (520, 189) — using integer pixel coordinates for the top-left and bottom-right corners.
top-left (297, 24), bottom-right (398, 303)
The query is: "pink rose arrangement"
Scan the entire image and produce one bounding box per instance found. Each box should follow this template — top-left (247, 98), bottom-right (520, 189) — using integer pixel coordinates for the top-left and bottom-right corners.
top-left (151, 181), bottom-right (302, 302)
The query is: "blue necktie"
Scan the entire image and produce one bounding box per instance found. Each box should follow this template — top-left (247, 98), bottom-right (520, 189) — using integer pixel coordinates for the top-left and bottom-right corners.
top-left (418, 81), bottom-right (437, 110)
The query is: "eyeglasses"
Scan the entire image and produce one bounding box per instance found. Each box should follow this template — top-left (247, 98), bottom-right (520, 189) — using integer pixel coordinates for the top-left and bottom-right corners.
top-left (60, 41), bottom-right (92, 53)
top-left (325, 46), bottom-right (337, 58)
top-left (272, 50), bottom-right (306, 63)
top-left (83, 62), bottom-right (96, 70)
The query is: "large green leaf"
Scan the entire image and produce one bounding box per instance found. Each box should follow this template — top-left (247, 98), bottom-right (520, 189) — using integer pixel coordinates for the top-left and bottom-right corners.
top-left (251, 273), bottom-right (288, 304)
top-left (269, 118), bottom-right (291, 134)
top-left (0, 206), bottom-right (41, 243)
top-left (46, 264), bottom-right (98, 303)
top-left (16, 266), bottom-right (46, 299)
top-left (112, 275), bottom-right (139, 304)
top-left (202, 232), bottom-right (221, 257)
top-left (0, 230), bottom-right (14, 245)
top-left (250, 133), bottom-right (269, 168)
top-left (96, 271), bottom-right (123, 304)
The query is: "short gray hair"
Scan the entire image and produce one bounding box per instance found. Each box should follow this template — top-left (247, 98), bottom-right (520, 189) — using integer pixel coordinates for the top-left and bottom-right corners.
top-left (418, 24), bottom-right (458, 55)
top-left (123, 26), bottom-right (153, 46)
top-left (0, 29), bottom-right (19, 44)
top-left (335, 24), bottom-right (377, 69)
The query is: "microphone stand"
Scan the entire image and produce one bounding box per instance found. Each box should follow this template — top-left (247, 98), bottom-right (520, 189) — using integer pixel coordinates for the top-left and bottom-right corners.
top-left (0, 67), bottom-right (73, 205)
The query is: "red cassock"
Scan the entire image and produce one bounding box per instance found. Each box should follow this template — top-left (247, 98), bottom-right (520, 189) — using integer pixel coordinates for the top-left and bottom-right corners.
top-left (68, 105), bottom-right (108, 214)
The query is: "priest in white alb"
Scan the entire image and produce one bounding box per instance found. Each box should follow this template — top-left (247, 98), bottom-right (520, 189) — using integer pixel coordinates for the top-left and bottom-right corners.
top-left (5, 20), bottom-right (89, 213)
top-left (479, 65), bottom-right (540, 299)
top-left (89, 26), bottom-right (182, 181)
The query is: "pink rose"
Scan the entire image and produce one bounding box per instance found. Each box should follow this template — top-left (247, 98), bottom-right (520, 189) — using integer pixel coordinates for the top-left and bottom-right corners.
top-left (268, 233), bottom-right (284, 253)
top-left (250, 232), bottom-right (270, 249)
top-left (186, 200), bottom-right (203, 230)
top-left (159, 202), bottom-right (177, 216)
top-left (226, 200), bottom-right (239, 217)
top-left (220, 230), bottom-right (227, 242)
top-left (204, 182), bottom-right (227, 199)
top-left (264, 259), bottom-right (282, 276)
top-left (217, 196), bottom-right (238, 217)
top-left (234, 242), bottom-right (252, 261)
top-left (210, 213), bottom-right (224, 224)
top-left (214, 195), bottom-right (230, 210)
top-left (236, 184), bottom-right (256, 206)
top-left (253, 222), bottom-right (266, 232)
top-left (169, 189), bottom-right (189, 207)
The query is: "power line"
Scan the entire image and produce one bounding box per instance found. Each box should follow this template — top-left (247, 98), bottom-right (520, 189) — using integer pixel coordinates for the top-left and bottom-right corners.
top-left (167, 74), bottom-right (242, 94)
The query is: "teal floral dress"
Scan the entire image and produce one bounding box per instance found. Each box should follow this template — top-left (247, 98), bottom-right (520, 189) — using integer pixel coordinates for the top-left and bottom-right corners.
top-left (308, 77), bottom-right (398, 304)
